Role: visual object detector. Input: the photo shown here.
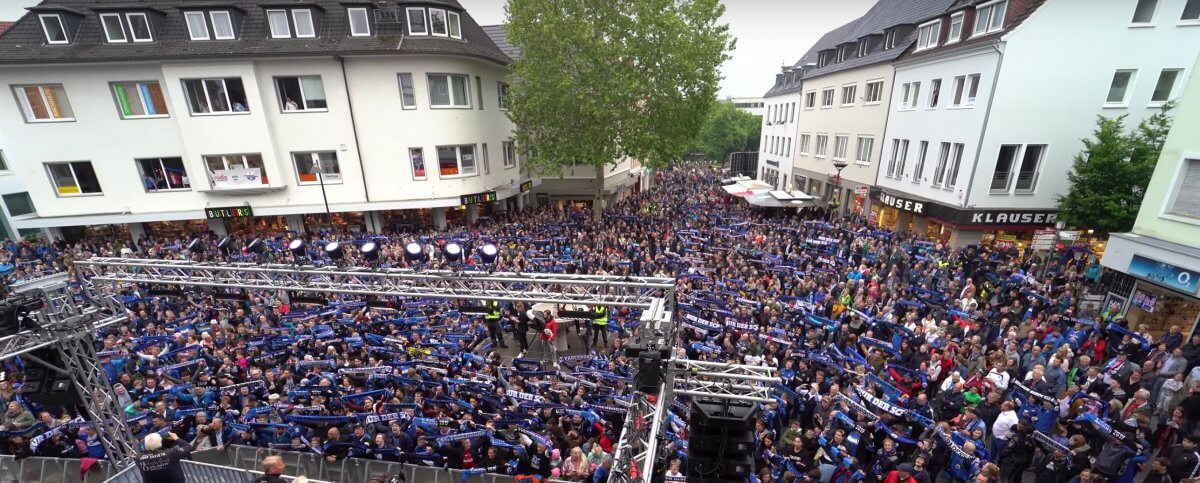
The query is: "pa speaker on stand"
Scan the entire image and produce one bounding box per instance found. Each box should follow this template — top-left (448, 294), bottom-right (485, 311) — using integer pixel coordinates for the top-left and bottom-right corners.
top-left (685, 400), bottom-right (760, 483)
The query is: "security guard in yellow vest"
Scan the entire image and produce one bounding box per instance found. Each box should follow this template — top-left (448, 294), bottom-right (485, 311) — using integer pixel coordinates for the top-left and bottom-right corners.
top-left (591, 305), bottom-right (609, 347)
top-left (484, 300), bottom-right (507, 348)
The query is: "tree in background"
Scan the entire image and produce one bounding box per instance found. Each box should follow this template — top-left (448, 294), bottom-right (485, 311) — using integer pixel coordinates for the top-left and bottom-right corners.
top-left (692, 100), bottom-right (761, 164)
top-left (1056, 102), bottom-right (1175, 235)
top-left (505, 0), bottom-right (733, 220)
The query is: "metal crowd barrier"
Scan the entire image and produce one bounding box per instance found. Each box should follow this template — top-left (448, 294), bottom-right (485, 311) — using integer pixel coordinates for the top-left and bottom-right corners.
top-left (0, 454), bottom-right (123, 483)
top-left (103, 457), bottom-right (331, 483)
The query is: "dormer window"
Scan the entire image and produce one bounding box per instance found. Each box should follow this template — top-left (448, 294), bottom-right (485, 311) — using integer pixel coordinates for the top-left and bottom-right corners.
top-left (267, 9), bottom-right (316, 39)
top-left (39, 14), bottom-right (69, 44)
top-left (184, 11), bottom-right (236, 40)
top-left (915, 20), bottom-right (939, 51)
top-left (947, 12), bottom-right (964, 44)
top-left (817, 51), bottom-right (830, 67)
top-left (406, 7), bottom-right (427, 35)
top-left (347, 7), bottom-right (370, 37)
top-left (99, 12), bottom-right (153, 43)
top-left (974, 0), bottom-right (1007, 35)
top-left (413, 8), bottom-right (462, 39)
top-left (883, 29), bottom-right (898, 50)
top-left (857, 39), bottom-right (869, 57)
top-left (836, 46), bottom-right (847, 63)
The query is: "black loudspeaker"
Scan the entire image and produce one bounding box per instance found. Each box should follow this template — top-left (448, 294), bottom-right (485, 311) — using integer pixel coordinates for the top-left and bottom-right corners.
top-left (0, 295), bottom-right (43, 337)
top-left (686, 400), bottom-right (760, 483)
top-left (633, 352), bottom-right (662, 394)
top-left (20, 348), bottom-right (84, 408)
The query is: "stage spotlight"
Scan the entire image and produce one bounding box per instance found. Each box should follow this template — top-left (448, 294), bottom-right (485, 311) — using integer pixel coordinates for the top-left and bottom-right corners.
top-left (187, 238), bottom-right (206, 253)
top-left (442, 243), bottom-right (463, 262)
top-left (289, 239), bottom-right (307, 260)
top-left (404, 242), bottom-right (426, 262)
top-left (246, 238), bottom-right (266, 254)
top-left (478, 244), bottom-right (499, 264)
top-left (217, 237), bottom-right (234, 254)
top-left (324, 241), bottom-right (344, 260)
top-left (360, 242), bottom-right (379, 262)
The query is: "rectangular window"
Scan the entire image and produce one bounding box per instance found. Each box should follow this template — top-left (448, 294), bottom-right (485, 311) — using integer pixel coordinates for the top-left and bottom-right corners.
top-left (497, 82), bottom-right (510, 110)
top-left (475, 76), bottom-right (484, 110)
top-left (111, 81), bottom-right (169, 119)
top-left (790, 102), bottom-right (796, 122)
top-left (211, 11), bottom-right (235, 40)
top-left (348, 8), bottom-right (370, 36)
top-left (865, 81), bottom-right (883, 104)
top-left (834, 136), bottom-right (848, 160)
top-left (990, 144), bottom-right (1020, 192)
top-left (293, 152), bottom-right (342, 184)
top-left (911, 82), bottom-right (922, 109)
top-left (821, 88), bottom-right (835, 108)
top-left (900, 83), bottom-right (910, 109)
top-left (932, 142), bottom-right (951, 187)
top-left (448, 11), bottom-right (462, 39)
top-left (947, 13), bottom-right (964, 43)
top-left (407, 7), bottom-right (427, 35)
top-left (952, 76), bottom-right (966, 106)
top-left (185, 11), bottom-right (209, 40)
top-left (127, 13), bottom-right (152, 42)
top-left (799, 134), bottom-right (811, 155)
top-left (292, 9), bottom-right (315, 38)
top-left (101, 13), bottom-right (126, 43)
top-left (39, 14), bottom-right (68, 44)
top-left (815, 135), bottom-right (828, 158)
top-left (2, 192), bottom-right (35, 217)
top-left (887, 139), bottom-right (900, 177)
top-left (14, 84), bottom-right (75, 122)
top-left (946, 143), bottom-right (965, 188)
top-left (1106, 69), bottom-right (1137, 106)
top-left (884, 30), bottom-right (898, 49)
top-left (896, 140), bottom-right (910, 177)
top-left (136, 157), bottom-right (190, 191)
top-left (975, 1), bottom-right (1007, 35)
top-left (503, 140), bottom-right (517, 168)
top-left (841, 84), bottom-right (857, 106)
top-left (913, 141), bottom-right (929, 182)
top-left (805, 91), bottom-right (816, 109)
top-left (410, 147), bottom-right (427, 180)
top-left (204, 154), bottom-right (267, 187)
top-left (1015, 144), bottom-right (1045, 192)
top-left (857, 39), bottom-right (868, 57)
top-left (929, 79), bottom-right (941, 108)
top-left (46, 161), bottom-right (101, 196)
top-left (437, 144), bottom-right (476, 176)
top-left (856, 136), bottom-right (873, 164)
top-left (1132, 0), bottom-right (1158, 24)
top-left (276, 76), bottom-right (327, 111)
top-left (429, 9), bottom-right (449, 37)
top-left (482, 143), bottom-right (491, 174)
top-left (0, 150), bottom-right (7, 171)
top-left (966, 75), bottom-right (980, 106)
top-left (916, 21), bottom-right (939, 51)
top-left (1184, 0), bottom-right (1200, 21)
top-left (427, 74), bottom-right (470, 108)
top-left (398, 74), bottom-right (417, 109)
top-left (267, 10), bottom-right (290, 38)
top-left (1151, 68), bottom-right (1182, 104)
top-left (182, 78), bottom-right (248, 114)
top-left (1169, 158), bottom-right (1200, 218)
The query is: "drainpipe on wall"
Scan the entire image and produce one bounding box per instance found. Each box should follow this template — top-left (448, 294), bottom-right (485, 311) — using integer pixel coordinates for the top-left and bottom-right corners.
top-left (961, 41), bottom-right (1006, 210)
top-left (336, 55), bottom-right (372, 203)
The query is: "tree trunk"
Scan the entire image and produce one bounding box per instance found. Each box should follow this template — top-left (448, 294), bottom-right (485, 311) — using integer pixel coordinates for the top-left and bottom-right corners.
top-left (592, 164), bottom-right (605, 222)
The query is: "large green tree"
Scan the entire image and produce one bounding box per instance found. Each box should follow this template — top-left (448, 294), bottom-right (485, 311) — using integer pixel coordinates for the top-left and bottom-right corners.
top-left (505, 0), bottom-right (733, 220)
top-left (692, 100), bottom-right (761, 163)
top-left (1056, 102), bottom-right (1174, 235)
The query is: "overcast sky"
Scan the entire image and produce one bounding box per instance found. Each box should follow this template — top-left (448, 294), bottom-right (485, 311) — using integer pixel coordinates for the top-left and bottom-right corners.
top-left (1, 0), bottom-right (876, 98)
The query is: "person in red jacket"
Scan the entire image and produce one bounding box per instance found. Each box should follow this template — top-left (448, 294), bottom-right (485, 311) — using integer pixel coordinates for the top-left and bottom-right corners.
top-left (539, 310), bottom-right (559, 368)
top-left (884, 463), bottom-right (917, 483)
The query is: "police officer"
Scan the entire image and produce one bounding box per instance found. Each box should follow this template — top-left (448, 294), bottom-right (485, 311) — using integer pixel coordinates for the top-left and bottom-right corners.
top-left (136, 432), bottom-right (192, 483)
top-left (591, 305), bottom-right (609, 348)
top-left (483, 300), bottom-right (507, 349)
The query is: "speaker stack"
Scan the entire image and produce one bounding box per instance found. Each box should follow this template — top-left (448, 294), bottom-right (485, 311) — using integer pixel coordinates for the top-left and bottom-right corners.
top-left (20, 348), bottom-right (83, 408)
top-left (685, 400), bottom-right (759, 483)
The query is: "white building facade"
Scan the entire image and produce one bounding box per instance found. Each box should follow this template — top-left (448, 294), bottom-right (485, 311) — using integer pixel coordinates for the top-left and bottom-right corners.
top-left (0, 0), bottom-right (544, 241)
top-left (724, 96), bottom-right (766, 117)
top-left (875, 0), bottom-right (1200, 247)
top-left (758, 68), bottom-right (803, 190)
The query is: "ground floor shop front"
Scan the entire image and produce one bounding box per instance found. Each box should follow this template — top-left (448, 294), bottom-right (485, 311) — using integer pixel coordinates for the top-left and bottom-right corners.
top-left (868, 188), bottom-right (1060, 249)
top-left (789, 169), bottom-right (873, 217)
top-left (1103, 233), bottom-right (1200, 338)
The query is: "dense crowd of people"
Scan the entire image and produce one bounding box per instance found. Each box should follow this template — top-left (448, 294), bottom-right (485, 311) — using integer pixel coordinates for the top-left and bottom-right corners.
top-left (0, 166), bottom-right (1190, 483)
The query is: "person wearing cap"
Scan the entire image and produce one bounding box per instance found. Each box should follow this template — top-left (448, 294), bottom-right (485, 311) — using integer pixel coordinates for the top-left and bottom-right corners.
top-left (884, 463), bottom-right (917, 483)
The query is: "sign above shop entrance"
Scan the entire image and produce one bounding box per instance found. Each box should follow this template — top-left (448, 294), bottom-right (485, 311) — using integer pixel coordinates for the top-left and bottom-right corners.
top-left (1128, 254), bottom-right (1200, 294)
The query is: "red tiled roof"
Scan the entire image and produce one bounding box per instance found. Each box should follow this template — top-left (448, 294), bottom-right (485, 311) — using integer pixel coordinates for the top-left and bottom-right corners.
top-left (0, 22), bottom-right (14, 36)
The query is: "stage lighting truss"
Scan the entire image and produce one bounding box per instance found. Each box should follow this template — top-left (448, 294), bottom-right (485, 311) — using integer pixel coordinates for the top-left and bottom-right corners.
top-left (76, 258), bottom-right (676, 309)
top-left (670, 359), bottom-right (778, 404)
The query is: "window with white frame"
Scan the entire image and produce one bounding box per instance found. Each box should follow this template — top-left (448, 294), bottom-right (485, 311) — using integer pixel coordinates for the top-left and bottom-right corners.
top-left (211, 11), bottom-right (235, 39)
top-left (857, 39), bottom-right (868, 57)
top-left (437, 145), bottom-right (476, 176)
top-left (900, 83), bottom-right (910, 109)
top-left (883, 30), bottom-right (898, 49)
top-left (929, 79), bottom-right (941, 108)
top-left (833, 135), bottom-right (849, 161)
top-left (913, 141), bottom-right (928, 182)
top-left (945, 143), bottom-right (965, 188)
top-left (293, 152), bottom-right (342, 184)
top-left (127, 13), bottom-right (152, 42)
top-left (932, 142), bottom-right (950, 187)
top-left (137, 157), bottom-right (190, 191)
top-left (184, 11), bottom-right (209, 40)
top-left (1168, 157), bottom-right (1200, 218)
top-left (111, 81), bottom-right (169, 119)
top-left (896, 140), bottom-right (910, 177)
top-left (429, 9), bottom-right (449, 36)
top-left (1132, 0), bottom-right (1158, 24)
top-left (1014, 144), bottom-right (1044, 192)
top-left (348, 8), bottom-right (370, 36)
top-left (990, 144), bottom-right (1020, 192)
top-left (46, 161), bottom-right (101, 196)
top-left (947, 13), bottom-right (964, 43)
top-left (398, 73), bottom-right (417, 109)
top-left (267, 9), bottom-right (315, 38)
top-left (799, 134), bottom-right (811, 155)
top-left (965, 74), bottom-right (980, 106)
top-left (855, 136), bottom-right (873, 164)
top-left (952, 76), bottom-right (966, 106)
top-left (821, 88), bottom-right (835, 108)
top-left (818, 51), bottom-right (830, 68)
top-left (503, 140), bottom-right (517, 168)
top-left (182, 78), bottom-right (248, 114)
top-left (836, 46), bottom-right (847, 63)
top-left (407, 7), bottom-right (428, 35)
top-left (841, 84), bottom-right (857, 106)
top-left (787, 138), bottom-right (792, 157)
top-left (428, 74), bottom-right (470, 108)
top-left (410, 148), bottom-right (427, 180)
top-left (916, 21), bottom-right (940, 51)
top-left (865, 81), bottom-right (883, 104)
top-left (204, 154), bottom-right (267, 187)
top-left (1151, 69), bottom-right (1182, 104)
top-left (804, 91), bottom-right (816, 109)
top-left (1106, 69), bottom-right (1137, 106)
top-left (185, 11), bottom-right (235, 40)
top-left (498, 82), bottom-right (510, 110)
top-left (901, 82), bottom-right (922, 109)
top-left (447, 11), bottom-right (462, 39)
top-left (14, 84), bottom-right (74, 122)
top-left (815, 135), bottom-right (828, 158)
top-left (277, 76), bottom-right (327, 111)
top-left (886, 139), bottom-right (900, 178)
top-left (790, 102), bottom-right (796, 122)
top-left (1184, 0), bottom-right (1200, 22)
top-left (267, 10), bottom-right (290, 38)
top-left (39, 14), bottom-right (68, 44)
top-left (974, 1), bottom-right (1007, 35)
top-left (482, 142), bottom-right (491, 174)
top-left (100, 14), bottom-right (126, 43)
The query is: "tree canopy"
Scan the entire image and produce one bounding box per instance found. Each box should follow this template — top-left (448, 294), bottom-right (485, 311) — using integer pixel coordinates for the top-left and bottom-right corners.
top-left (691, 100), bottom-right (761, 163)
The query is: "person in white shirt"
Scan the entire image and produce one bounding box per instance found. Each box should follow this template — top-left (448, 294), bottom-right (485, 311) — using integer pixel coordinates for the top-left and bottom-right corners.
top-left (992, 401), bottom-right (1019, 457)
top-left (986, 361), bottom-right (1012, 392)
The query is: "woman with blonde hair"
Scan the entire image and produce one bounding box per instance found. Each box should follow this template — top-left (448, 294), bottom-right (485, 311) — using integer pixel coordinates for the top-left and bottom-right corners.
top-left (561, 446), bottom-right (591, 481)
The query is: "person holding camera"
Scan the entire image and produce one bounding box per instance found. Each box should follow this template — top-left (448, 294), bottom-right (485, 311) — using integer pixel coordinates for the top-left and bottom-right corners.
top-left (136, 432), bottom-right (192, 483)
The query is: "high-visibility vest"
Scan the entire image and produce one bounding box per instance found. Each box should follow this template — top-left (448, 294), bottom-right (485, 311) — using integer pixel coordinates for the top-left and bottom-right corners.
top-left (592, 306), bottom-right (608, 326)
top-left (484, 301), bottom-right (500, 321)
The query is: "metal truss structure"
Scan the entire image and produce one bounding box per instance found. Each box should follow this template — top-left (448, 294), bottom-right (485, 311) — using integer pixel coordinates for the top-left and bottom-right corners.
top-left (671, 359), bottom-right (779, 404)
top-left (77, 258), bottom-right (676, 309)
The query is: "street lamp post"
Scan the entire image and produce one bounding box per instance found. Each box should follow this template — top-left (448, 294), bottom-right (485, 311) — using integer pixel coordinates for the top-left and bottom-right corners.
top-left (831, 159), bottom-right (848, 220)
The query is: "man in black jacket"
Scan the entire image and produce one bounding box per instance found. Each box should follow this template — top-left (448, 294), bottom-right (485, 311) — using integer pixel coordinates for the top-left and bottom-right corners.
top-left (136, 432), bottom-right (192, 483)
top-left (1168, 435), bottom-right (1200, 482)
